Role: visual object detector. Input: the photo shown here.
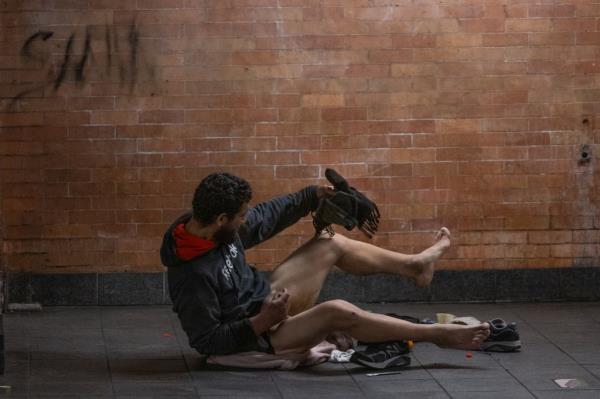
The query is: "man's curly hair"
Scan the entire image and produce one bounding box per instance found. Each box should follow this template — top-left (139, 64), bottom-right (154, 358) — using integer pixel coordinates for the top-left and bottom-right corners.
top-left (192, 173), bottom-right (252, 225)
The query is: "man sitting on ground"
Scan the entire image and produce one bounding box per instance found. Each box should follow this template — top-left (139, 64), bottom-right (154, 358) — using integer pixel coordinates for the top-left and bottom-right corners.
top-left (160, 173), bottom-right (490, 367)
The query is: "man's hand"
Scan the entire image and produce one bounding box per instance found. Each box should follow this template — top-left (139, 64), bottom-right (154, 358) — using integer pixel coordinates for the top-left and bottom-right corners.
top-left (249, 288), bottom-right (290, 335)
top-left (316, 185), bottom-right (335, 199)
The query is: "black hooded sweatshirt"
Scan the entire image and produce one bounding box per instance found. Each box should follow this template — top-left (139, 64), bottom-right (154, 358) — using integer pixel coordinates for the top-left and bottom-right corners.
top-left (160, 186), bottom-right (319, 355)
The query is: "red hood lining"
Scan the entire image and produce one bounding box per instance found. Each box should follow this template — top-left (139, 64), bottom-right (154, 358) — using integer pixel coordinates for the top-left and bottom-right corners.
top-left (173, 223), bottom-right (216, 261)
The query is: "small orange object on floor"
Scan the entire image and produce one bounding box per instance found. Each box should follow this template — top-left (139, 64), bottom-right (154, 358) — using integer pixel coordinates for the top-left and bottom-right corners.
top-left (466, 352), bottom-right (473, 358)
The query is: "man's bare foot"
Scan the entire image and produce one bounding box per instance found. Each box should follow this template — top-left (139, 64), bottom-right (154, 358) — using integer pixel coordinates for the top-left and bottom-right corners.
top-left (430, 322), bottom-right (490, 350)
top-left (413, 227), bottom-right (451, 287)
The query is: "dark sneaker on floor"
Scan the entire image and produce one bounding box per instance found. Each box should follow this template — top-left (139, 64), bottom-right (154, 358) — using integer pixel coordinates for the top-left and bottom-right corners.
top-left (350, 341), bottom-right (411, 369)
top-left (481, 318), bottom-right (521, 352)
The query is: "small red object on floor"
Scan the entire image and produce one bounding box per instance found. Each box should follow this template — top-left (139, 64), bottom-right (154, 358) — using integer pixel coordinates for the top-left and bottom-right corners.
top-left (466, 352), bottom-right (472, 359)
top-left (163, 332), bottom-right (173, 337)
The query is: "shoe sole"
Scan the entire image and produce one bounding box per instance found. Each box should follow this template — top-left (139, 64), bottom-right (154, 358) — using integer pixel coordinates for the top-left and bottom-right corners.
top-left (481, 340), bottom-right (522, 352)
top-left (352, 355), bottom-right (410, 370)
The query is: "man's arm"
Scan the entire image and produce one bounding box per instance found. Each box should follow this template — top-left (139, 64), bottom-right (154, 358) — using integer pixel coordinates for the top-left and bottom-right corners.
top-left (238, 185), bottom-right (321, 250)
top-left (176, 274), bottom-right (265, 355)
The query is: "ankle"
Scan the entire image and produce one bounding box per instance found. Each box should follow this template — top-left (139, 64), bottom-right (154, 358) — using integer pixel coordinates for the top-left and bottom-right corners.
top-left (410, 253), bottom-right (425, 270)
top-left (410, 254), bottom-right (430, 281)
top-left (419, 324), bottom-right (441, 343)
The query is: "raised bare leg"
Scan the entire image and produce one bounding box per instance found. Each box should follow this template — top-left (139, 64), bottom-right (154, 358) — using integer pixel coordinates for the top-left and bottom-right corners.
top-left (269, 299), bottom-right (490, 354)
top-left (335, 227), bottom-right (451, 287)
top-left (270, 228), bottom-right (451, 315)
top-left (269, 233), bottom-right (342, 316)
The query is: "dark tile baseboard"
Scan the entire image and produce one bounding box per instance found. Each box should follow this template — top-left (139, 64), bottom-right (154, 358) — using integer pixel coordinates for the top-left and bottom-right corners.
top-left (7, 273), bottom-right (167, 306)
top-left (6, 267), bottom-right (600, 306)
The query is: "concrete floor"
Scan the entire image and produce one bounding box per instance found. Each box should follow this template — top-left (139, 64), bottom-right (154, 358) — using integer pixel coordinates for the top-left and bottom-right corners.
top-left (2, 302), bottom-right (600, 398)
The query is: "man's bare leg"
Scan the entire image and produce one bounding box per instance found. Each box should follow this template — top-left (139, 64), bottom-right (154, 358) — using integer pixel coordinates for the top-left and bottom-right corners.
top-left (336, 228), bottom-right (451, 287)
top-left (270, 228), bottom-right (451, 316)
top-left (269, 299), bottom-right (490, 354)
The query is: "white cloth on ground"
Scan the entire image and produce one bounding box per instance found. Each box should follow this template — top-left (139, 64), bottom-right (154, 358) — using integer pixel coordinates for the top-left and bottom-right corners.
top-left (329, 349), bottom-right (355, 363)
top-left (206, 340), bottom-right (337, 370)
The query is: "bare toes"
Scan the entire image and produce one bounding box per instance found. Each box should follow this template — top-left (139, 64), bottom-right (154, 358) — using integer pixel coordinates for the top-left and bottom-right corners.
top-left (435, 227), bottom-right (451, 241)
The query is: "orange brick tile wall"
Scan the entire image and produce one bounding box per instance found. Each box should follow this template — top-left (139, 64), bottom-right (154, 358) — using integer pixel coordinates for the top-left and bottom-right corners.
top-left (1, 0), bottom-right (599, 274)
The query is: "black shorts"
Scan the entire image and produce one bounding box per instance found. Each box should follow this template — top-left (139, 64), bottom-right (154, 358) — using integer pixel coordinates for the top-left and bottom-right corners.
top-left (256, 331), bottom-right (275, 354)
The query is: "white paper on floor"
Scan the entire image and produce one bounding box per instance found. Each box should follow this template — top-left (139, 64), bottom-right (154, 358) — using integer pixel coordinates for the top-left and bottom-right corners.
top-left (554, 378), bottom-right (589, 388)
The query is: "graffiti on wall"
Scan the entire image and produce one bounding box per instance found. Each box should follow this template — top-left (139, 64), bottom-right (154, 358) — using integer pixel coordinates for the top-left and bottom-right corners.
top-left (8, 20), bottom-right (155, 109)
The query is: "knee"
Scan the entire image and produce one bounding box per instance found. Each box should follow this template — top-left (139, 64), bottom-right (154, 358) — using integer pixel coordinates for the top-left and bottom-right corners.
top-left (317, 299), bottom-right (362, 330)
top-left (313, 233), bottom-right (347, 258)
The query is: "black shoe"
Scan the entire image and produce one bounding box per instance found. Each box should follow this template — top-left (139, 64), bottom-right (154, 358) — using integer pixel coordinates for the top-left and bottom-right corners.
top-left (350, 341), bottom-right (411, 369)
top-left (481, 319), bottom-right (521, 352)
